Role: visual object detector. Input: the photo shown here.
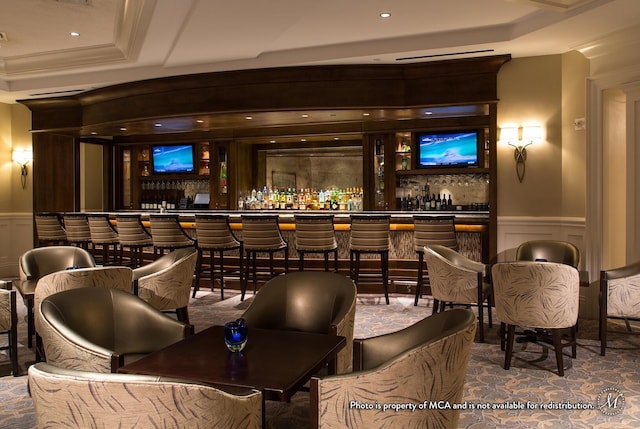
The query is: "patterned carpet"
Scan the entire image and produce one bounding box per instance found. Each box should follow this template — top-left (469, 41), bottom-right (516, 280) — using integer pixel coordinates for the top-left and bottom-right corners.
top-left (1, 285), bottom-right (639, 428)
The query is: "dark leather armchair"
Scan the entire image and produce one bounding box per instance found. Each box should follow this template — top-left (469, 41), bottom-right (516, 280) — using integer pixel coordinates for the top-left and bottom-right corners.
top-left (310, 309), bottom-right (477, 429)
top-left (29, 362), bottom-right (262, 429)
top-left (241, 271), bottom-right (357, 374)
top-left (39, 287), bottom-right (192, 373)
top-left (516, 240), bottom-right (580, 268)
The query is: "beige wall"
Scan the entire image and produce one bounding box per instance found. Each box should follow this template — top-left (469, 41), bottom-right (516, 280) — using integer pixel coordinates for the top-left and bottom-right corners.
top-left (0, 102), bottom-right (33, 214)
top-left (497, 53), bottom-right (588, 218)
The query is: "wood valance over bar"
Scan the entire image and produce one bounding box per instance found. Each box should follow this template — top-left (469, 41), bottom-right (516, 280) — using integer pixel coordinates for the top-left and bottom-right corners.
top-left (20, 55), bottom-right (510, 135)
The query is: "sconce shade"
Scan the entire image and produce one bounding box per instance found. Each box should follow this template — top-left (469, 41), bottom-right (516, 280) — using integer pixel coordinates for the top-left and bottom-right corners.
top-left (499, 127), bottom-right (519, 143)
top-left (12, 148), bottom-right (32, 166)
top-left (522, 125), bottom-right (543, 143)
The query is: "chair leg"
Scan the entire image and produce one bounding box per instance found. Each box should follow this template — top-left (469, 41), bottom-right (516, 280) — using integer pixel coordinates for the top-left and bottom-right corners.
top-left (432, 299), bottom-right (439, 315)
top-left (382, 251), bottom-right (389, 305)
top-left (324, 252), bottom-right (329, 272)
top-left (570, 325), bottom-right (577, 358)
top-left (504, 324), bottom-right (515, 370)
top-left (218, 250), bottom-right (225, 300)
top-left (500, 322), bottom-right (506, 351)
top-left (551, 328), bottom-right (565, 377)
top-left (209, 250), bottom-right (216, 293)
top-left (176, 307), bottom-right (190, 325)
top-left (299, 252), bottom-right (305, 271)
top-left (415, 252), bottom-right (424, 306)
top-left (193, 249), bottom-right (203, 298)
top-left (333, 249), bottom-right (338, 273)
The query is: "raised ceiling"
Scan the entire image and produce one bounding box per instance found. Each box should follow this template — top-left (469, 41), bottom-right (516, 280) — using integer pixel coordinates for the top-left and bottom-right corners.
top-left (1, 0), bottom-right (639, 105)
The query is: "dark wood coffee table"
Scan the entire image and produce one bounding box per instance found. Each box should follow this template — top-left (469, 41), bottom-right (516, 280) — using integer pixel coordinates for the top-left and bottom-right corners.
top-left (119, 325), bottom-right (345, 403)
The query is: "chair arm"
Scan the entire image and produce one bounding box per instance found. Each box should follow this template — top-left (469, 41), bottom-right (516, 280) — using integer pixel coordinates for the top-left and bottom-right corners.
top-left (601, 260), bottom-right (640, 281)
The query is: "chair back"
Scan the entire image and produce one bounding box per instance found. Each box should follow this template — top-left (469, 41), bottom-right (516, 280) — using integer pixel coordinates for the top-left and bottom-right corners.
top-left (516, 240), bottom-right (580, 268)
top-left (149, 214), bottom-right (195, 249)
top-left (349, 215), bottom-right (390, 251)
top-left (62, 214), bottom-right (92, 245)
top-left (241, 215), bottom-right (287, 250)
top-left (601, 260), bottom-right (640, 319)
top-left (294, 215), bottom-right (337, 251)
top-left (311, 309), bottom-right (476, 429)
top-left (19, 246), bottom-right (96, 280)
top-left (491, 261), bottom-right (579, 329)
top-left (413, 215), bottom-right (458, 252)
top-left (34, 213), bottom-right (67, 244)
top-left (87, 214), bottom-right (119, 243)
top-left (242, 271), bottom-right (357, 374)
top-left (29, 362), bottom-right (263, 429)
top-left (115, 214), bottom-right (152, 245)
top-left (195, 214), bottom-right (241, 249)
top-left (423, 244), bottom-right (485, 304)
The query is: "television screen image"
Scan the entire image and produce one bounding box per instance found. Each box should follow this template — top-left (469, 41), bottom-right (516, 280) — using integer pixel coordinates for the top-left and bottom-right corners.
top-left (152, 145), bottom-right (195, 174)
top-left (418, 131), bottom-right (479, 167)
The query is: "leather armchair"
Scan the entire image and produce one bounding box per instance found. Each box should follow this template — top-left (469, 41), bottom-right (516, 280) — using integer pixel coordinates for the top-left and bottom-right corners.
top-left (29, 362), bottom-right (262, 429)
top-left (39, 287), bottom-right (192, 373)
top-left (133, 247), bottom-right (198, 324)
top-left (241, 271), bottom-right (357, 374)
top-left (310, 309), bottom-right (477, 429)
top-left (516, 240), bottom-right (580, 268)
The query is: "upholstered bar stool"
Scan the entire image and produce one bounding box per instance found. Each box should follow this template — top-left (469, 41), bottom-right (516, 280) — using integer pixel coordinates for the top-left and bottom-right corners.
top-left (193, 214), bottom-right (243, 299)
top-left (413, 215), bottom-right (458, 306)
top-left (34, 213), bottom-right (67, 246)
top-left (349, 214), bottom-right (390, 304)
top-left (87, 214), bottom-right (121, 265)
top-left (62, 213), bottom-right (93, 251)
top-left (241, 215), bottom-right (288, 300)
top-left (149, 214), bottom-right (196, 258)
top-left (294, 214), bottom-right (338, 272)
top-left (116, 214), bottom-right (153, 268)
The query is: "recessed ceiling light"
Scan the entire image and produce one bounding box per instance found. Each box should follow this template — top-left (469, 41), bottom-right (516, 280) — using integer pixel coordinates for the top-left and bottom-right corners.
top-left (70, 31), bottom-right (80, 37)
top-left (363, 113), bottom-right (370, 116)
top-left (270, 140), bottom-right (276, 144)
top-left (196, 119), bottom-right (204, 123)
top-left (120, 127), bottom-right (127, 131)
top-left (245, 116), bottom-right (253, 120)
top-left (424, 111), bottom-right (433, 115)
top-left (380, 12), bottom-right (391, 18)
top-left (154, 123), bottom-right (162, 127)
top-left (90, 131), bottom-right (97, 135)
top-left (301, 114), bottom-right (309, 118)
top-left (301, 138), bottom-right (307, 142)
top-left (334, 137), bottom-right (340, 140)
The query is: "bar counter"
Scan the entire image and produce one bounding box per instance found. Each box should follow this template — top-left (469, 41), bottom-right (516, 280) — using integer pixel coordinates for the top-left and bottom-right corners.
top-left (108, 210), bottom-right (490, 264)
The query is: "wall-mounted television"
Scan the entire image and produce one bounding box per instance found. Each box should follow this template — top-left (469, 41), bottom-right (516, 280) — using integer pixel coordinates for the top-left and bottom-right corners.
top-left (151, 144), bottom-right (195, 174)
top-left (417, 130), bottom-right (480, 168)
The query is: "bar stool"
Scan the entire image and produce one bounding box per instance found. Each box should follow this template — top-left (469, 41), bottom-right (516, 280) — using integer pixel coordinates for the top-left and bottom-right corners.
top-left (116, 214), bottom-right (153, 268)
top-left (193, 214), bottom-right (243, 299)
top-left (294, 214), bottom-right (338, 272)
top-left (62, 213), bottom-right (93, 251)
top-left (413, 215), bottom-right (458, 306)
top-left (349, 215), bottom-right (390, 304)
top-left (34, 213), bottom-right (67, 246)
top-left (87, 214), bottom-right (121, 265)
top-left (149, 214), bottom-right (196, 258)
top-left (241, 215), bottom-right (288, 300)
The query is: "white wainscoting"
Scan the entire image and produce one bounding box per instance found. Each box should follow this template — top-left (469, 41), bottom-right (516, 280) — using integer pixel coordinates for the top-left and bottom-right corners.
top-left (0, 213), bottom-right (33, 278)
top-left (497, 216), bottom-right (598, 319)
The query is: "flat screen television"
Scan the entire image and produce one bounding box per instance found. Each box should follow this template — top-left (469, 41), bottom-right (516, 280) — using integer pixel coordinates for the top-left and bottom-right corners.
top-left (417, 130), bottom-right (479, 168)
top-left (151, 144), bottom-right (195, 174)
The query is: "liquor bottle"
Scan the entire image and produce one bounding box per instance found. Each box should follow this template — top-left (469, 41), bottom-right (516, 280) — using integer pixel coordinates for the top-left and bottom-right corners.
top-left (406, 192), bottom-right (413, 211)
top-left (447, 194), bottom-right (453, 208)
top-left (430, 194), bottom-right (436, 209)
top-left (424, 193), bottom-right (431, 210)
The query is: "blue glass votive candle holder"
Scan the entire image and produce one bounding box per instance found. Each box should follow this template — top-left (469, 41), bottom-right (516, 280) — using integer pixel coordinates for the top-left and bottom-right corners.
top-left (224, 318), bottom-right (248, 352)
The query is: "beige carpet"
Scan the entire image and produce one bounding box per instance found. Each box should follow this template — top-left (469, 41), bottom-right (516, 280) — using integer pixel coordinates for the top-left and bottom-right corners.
top-left (1, 288), bottom-right (639, 428)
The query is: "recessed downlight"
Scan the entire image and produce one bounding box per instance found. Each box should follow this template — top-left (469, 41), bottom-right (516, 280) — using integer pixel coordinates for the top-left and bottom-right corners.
top-left (70, 31), bottom-right (80, 37)
top-left (380, 12), bottom-right (391, 18)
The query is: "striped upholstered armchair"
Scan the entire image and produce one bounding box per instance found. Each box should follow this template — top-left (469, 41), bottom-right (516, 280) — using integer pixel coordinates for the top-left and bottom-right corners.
top-left (310, 309), bottom-right (477, 429)
top-left (600, 260), bottom-right (640, 356)
top-left (29, 362), bottom-right (262, 429)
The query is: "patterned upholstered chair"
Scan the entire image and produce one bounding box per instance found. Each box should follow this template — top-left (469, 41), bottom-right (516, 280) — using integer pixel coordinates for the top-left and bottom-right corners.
top-left (413, 215), bottom-right (458, 306)
top-left (149, 214), bottom-right (196, 258)
top-left (18, 246), bottom-right (96, 349)
top-left (241, 271), bottom-right (357, 375)
top-left (0, 281), bottom-right (19, 376)
top-left (29, 362), bottom-right (262, 429)
top-left (600, 260), bottom-right (640, 356)
top-left (349, 215), bottom-right (390, 304)
top-left (241, 215), bottom-right (289, 300)
top-left (39, 288), bottom-right (191, 373)
top-left (193, 214), bottom-right (243, 299)
top-left (294, 214), bottom-right (338, 272)
top-left (87, 214), bottom-right (121, 265)
top-left (62, 213), bottom-right (93, 250)
top-left (133, 247), bottom-right (198, 324)
top-left (423, 244), bottom-right (492, 342)
top-left (491, 261), bottom-right (579, 377)
top-left (34, 213), bottom-right (67, 246)
top-left (310, 309), bottom-right (476, 429)
top-left (115, 214), bottom-right (153, 267)
top-left (516, 239), bottom-right (580, 267)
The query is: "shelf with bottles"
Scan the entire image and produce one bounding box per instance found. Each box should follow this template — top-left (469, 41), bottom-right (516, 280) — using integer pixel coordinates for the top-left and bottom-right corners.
top-left (137, 146), bottom-right (151, 177)
top-left (239, 187), bottom-right (364, 211)
top-left (394, 132), bottom-right (412, 171)
top-left (197, 142), bottom-right (211, 176)
top-left (139, 178), bottom-right (209, 210)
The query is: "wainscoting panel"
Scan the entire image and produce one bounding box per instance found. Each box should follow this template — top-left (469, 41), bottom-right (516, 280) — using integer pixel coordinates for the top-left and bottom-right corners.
top-left (0, 213), bottom-right (33, 278)
top-left (497, 216), bottom-right (597, 319)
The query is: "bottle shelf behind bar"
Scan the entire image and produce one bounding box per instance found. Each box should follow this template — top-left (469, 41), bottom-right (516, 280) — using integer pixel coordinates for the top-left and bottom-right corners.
top-left (239, 186), bottom-right (364, 211)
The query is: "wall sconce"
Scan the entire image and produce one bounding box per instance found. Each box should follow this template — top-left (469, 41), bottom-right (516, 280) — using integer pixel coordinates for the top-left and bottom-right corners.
top-left (500, 125), bottom-right (543, 182)
top-left (12, 147), bottom-right (33, 189)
